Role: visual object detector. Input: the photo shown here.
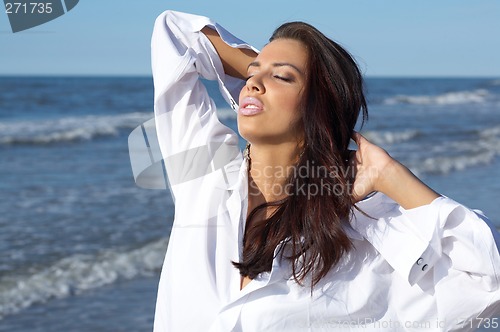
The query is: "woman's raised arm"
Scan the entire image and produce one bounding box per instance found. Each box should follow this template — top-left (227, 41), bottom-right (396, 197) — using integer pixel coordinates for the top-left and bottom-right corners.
top-left (201, 27), bottom-right (258, 80)
top-left (351, 132), bottom-right (440, 209)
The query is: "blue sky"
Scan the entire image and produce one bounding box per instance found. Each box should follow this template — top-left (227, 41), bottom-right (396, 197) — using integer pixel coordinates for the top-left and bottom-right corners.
top-left (1, 0), bottom-right (499, 77)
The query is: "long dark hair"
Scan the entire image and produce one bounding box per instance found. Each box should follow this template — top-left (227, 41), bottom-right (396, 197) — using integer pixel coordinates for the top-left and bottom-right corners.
top-left (233, 22), bottom-right (368, 288)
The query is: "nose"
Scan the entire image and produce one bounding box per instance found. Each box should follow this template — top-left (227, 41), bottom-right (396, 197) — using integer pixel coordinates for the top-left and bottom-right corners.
top-left (245, 75), bottom-right (265, 94)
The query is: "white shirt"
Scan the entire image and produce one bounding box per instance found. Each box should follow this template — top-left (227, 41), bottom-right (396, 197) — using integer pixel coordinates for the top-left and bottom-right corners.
top-left (150, 10), bottom-right (500, 332)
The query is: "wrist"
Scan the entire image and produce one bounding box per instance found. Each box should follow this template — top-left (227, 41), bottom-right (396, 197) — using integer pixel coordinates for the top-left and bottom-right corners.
top-left (375, 160), bottom-right (439, 209)
top-left (373, 158), bottom-right (401, 195)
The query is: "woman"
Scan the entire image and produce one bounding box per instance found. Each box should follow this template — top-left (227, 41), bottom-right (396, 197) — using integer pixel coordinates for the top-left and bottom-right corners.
top-left (150, 10), bottom-right (500, 331)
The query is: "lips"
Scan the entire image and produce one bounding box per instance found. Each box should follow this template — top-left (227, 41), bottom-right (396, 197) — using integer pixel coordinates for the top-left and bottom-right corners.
top-left (239, 97), bottom-right (264, 116)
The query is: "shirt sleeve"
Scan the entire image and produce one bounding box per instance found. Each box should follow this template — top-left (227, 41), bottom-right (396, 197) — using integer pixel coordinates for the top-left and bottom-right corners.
top-left (150, 10), bottom-right (257, 196)
top-left (352, 193), bottom-right (500, 327)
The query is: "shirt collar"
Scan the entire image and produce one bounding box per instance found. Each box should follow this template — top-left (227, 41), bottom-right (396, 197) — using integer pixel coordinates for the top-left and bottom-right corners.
top-left (225, 156), bottom-right (248, 191)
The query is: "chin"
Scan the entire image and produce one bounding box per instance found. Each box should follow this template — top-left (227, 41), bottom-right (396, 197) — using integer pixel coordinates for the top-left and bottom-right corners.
top-left (237, 125), bottom-right (256, 144)
top-left (237, 117), bottom-right (259, 143)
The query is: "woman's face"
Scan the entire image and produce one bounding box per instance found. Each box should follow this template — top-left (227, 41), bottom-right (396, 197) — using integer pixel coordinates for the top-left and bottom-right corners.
top-left (238, 38), bottom-right (308, 146)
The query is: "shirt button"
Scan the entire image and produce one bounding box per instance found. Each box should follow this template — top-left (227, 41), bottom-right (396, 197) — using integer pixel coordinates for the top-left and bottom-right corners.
top-left (416, 257), bottom-right (424, 265)
top-left (422, 264), bottom-right (428, 271)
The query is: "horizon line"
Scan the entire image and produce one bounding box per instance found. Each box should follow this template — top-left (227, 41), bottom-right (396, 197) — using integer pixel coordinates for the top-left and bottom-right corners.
top-left (1, 74), bottom-right (499, 79)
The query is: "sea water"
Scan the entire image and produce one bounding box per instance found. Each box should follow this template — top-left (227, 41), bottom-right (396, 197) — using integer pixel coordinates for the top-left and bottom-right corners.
top-left (0, 77), bottom-right (499, 331)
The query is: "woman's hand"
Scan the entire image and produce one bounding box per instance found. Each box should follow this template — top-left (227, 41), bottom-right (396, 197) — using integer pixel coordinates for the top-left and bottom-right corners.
top-left (349, 132), bottom-right (394, 202)
top-left (350, 132), bottom-right (440, 209)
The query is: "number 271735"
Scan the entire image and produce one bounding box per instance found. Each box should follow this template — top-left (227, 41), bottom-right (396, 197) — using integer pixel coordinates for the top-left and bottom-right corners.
top-left (5, 2), bottom-right (53, 14)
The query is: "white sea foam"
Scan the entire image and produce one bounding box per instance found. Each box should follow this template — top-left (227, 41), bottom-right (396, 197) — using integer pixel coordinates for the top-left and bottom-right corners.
top-left (0, 238), bottom-right (168, 319)
top-left (410, 151), bottom-right (496, 175)
top-left (384, 89), bottom-right (490, 105)
top-left (408, 127), bottom-right (500, 175)
top-left (0, 112), bottom-right (152, 145)
top-left (480, 125), bottom-right (500, 139)
top-left (0, 110), bottom-right (237, 145)
top-left (363, 129), bottom-right (419, 145)
top-left (333, 126), bottom-right (499, 175)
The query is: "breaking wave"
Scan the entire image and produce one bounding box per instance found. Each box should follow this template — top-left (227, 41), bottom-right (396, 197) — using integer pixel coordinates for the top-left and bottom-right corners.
top-left (407, 125), bottom-right (500, 175)
top-left (0, 238), bottom-right (168, 319)
top-left (0, 109), bottom-right (236, 146)
top-left (363, 129), bottom-right (420, 145)
top-left (410, 151), bottom-right (497, 175)
top-left (0, 112), bottom-right (152, 145)
top-left (384, 89), bottom-right (490, 105)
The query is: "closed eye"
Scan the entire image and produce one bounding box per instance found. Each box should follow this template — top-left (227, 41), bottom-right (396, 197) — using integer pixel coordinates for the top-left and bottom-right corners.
top-left (245, 74), bottom-right (294, 82)
top-left (274, 75), bottom-right (293, 83)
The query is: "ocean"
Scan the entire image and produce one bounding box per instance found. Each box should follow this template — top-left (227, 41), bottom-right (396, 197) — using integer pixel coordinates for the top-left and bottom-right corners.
top-left (0, 76), bottom-right (499, 331)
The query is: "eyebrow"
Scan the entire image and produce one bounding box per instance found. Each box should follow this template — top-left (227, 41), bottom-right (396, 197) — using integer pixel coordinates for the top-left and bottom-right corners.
top-left (247, 61), bottom-right (304, 76)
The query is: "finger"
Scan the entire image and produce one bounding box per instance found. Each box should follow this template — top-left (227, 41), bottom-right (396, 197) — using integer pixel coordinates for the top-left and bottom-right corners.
top-left (352, 131), bottom-right (360, 144)
top-left (352, 131), bottom-right (369, 145)
top-left (350, 133), bottom-right (364, 163)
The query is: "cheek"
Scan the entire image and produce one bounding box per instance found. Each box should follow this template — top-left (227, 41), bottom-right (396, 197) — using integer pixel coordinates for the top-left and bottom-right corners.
top-left (281, 91), bottom-right (304, 122)
top-left (273, 86), bottom-right (301, 107)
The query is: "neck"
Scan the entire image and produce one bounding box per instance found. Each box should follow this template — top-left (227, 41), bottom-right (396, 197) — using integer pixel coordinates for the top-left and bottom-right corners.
top-left (247, 142), bottom-right (302, 208)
